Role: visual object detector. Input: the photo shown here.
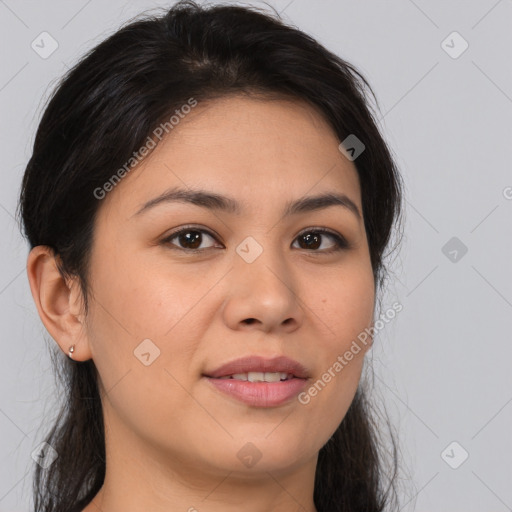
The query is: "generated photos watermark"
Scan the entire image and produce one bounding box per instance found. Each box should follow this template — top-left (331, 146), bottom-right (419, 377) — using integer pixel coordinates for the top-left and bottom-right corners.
top-left (93, 97), bottom-right (198, 200)
top-left (298, 301), bottom-right (403, 405)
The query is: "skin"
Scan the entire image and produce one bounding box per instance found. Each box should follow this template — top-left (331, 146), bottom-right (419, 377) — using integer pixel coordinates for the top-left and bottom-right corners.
top-left (27, 95), bottom-right (376, 512)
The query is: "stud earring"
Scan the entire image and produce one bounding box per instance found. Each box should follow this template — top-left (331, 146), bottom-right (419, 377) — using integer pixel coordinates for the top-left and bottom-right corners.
top-left (68, 345), bottom-right (75, 359)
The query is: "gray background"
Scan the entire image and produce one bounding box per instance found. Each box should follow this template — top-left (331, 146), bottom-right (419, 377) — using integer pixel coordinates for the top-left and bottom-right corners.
top-left (1, 1), bottom-right (511, 510)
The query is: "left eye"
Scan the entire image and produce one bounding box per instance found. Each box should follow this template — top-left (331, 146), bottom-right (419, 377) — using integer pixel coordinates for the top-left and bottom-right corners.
top-left (293, 228), bottom-right (348, 252)
top-left (162, 226), bottom-right (348, 253)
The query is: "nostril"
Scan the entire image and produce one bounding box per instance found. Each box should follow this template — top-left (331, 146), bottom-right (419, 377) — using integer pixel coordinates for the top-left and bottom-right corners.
top-left (244, 318), bottom-right (257, 325)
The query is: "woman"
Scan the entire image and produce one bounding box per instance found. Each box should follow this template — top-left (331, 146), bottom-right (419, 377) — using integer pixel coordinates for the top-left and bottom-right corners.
top-left (18, 1), bottom-right (404, 510)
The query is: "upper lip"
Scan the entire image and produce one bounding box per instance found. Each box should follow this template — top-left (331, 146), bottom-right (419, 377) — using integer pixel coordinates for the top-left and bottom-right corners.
top-left (204, 355), bottom-right (309, 379)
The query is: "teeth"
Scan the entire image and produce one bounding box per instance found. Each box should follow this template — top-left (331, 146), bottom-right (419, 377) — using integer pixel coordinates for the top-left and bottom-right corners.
top-left (248, 372), bottom-right (265, 382)
top-left (218, 372), bottom-right (293, 382)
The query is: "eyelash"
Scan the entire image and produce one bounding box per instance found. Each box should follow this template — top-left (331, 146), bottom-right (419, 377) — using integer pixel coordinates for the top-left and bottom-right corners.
top-left (160, 225), bottom-right (350, 254)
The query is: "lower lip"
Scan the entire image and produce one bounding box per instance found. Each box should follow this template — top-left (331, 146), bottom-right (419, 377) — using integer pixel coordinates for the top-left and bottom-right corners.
top-left (204, 377), bottom-right (308, 407)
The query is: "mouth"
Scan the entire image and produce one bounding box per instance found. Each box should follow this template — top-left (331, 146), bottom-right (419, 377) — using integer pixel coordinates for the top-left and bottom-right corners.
top-left (204, 355), bottom-right (310, 380)
top-left (203, 355), bottom-right (309, 407)
top-left (214, 372), bottom-right (297, 382)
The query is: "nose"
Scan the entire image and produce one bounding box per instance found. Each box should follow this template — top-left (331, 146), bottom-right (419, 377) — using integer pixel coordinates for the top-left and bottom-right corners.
top-left (221, 241), bottom-right (304, 334)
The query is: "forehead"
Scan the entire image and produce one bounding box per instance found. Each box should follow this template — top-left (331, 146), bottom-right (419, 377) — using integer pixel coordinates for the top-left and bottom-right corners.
top-left (99, 95), bottom-right (362, 220)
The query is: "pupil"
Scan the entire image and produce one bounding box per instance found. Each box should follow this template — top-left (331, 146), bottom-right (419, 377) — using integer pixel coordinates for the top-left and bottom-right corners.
top-left (181, 231), bottom-right (201, 249)
top-left (302, 232), bottom-right (320, 250)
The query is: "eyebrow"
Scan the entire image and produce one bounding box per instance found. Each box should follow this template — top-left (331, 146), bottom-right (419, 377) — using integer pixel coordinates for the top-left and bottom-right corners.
top-left (133, 187), bottom-right (361, 220)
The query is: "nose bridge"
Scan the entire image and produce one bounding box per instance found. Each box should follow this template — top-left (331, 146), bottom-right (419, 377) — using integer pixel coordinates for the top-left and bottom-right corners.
top-left (222, 231), bottom-right (303, 331)
top-left (235, 232), bottom-right (290, 291)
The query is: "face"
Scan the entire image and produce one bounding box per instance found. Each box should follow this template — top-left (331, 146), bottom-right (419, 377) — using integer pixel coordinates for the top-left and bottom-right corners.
top-left (82, 95), bottom-right (375, 478)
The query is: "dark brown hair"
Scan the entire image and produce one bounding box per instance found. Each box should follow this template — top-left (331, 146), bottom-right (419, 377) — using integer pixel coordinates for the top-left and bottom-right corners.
top-left (18, 2), bottom-right (405, 510)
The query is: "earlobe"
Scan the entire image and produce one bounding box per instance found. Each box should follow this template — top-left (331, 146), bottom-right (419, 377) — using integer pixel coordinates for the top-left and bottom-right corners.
top-left (26, 246), bottom-right (92, 362)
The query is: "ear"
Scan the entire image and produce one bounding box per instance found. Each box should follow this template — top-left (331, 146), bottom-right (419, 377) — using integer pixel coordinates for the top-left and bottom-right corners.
top-left (26, 246), bottom-right (93, 362)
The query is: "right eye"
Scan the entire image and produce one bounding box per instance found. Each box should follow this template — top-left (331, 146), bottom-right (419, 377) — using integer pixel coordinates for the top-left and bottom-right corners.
top-left (161, 226), bottom-right (222, 252)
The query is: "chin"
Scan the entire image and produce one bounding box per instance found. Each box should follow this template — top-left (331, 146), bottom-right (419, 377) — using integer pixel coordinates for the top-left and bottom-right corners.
top-left (205, 434), bottom-right (316, 474)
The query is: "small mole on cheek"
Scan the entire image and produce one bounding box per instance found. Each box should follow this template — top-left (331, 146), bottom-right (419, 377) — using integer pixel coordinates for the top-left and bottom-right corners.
top-left (322, 299), bottom-right (326, 303)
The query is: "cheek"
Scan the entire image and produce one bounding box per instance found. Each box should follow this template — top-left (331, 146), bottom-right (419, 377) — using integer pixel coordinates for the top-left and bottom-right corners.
top-left (83, 259), bottom-right (206, 448)
top-left (299, 263), bottom-right (374, 430)
top-left (316, 260), bottom-right (375, 345)
top-left (84, 247), bottom-right (206, 399)
top-left (90, 247), bottom-right (202, 341)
